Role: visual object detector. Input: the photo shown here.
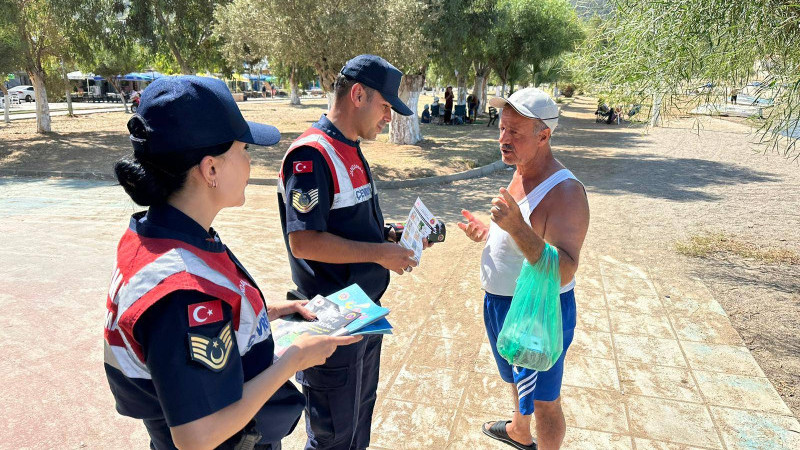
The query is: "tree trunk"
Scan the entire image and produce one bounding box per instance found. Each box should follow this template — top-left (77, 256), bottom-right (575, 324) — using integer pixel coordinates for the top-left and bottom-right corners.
top-left (389, 74), bottom-right (425, 145)
top-left (29, 69), bottom-right (51, 133)
top-left (108, 77), bottom-right (129, 113)
top-left (500, 81), bottom-right (506, 98)
top-left (472, 63), bottom-right (491, 114)
top-left (481, 76), bottom-right (488, 113)
top-left (316, 69), bottom-right (338, 110)
top-left (456, 74), bottom-right (467, 105)
top-left (289, 66), bottom-right (301, 106)
top-left (1, 85), bottom-right (9, 124)
top-left (62, 65), bottom-right (73, 116)
top-left (650, 93), bottom-right (663, 127)
top-left (153, 4), bottom-right (192, 74)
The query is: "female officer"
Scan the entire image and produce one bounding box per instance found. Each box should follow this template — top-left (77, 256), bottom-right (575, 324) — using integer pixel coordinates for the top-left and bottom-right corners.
top-left (102, 76), bottom-right (360, 450)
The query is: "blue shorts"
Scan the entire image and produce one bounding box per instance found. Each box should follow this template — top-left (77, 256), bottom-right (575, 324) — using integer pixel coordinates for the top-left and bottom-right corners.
top-left (483, 290), bottom-right (577, 415)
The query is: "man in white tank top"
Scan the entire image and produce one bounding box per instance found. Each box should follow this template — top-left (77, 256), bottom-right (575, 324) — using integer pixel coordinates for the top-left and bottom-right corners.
top-left (458, 88), bottom-right (590, 450)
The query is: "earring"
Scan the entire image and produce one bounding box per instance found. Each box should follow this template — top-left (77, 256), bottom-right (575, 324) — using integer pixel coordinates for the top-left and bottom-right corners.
top-left (209, 180), bottom-right (217, 188)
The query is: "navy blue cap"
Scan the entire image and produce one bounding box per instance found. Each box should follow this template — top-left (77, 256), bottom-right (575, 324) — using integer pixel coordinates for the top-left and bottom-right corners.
top-left (129, 76), bottom-right (280, 171)
top-left (340, 55), bottom-right (414, 116)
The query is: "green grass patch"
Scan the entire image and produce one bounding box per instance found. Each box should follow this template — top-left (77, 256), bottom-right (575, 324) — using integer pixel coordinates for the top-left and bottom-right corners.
top-left (676, 233), bottom-right (799, 265)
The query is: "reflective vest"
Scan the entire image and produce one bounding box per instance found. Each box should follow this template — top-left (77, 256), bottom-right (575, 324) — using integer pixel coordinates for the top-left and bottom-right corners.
top-left (103, 227), bottom-right (271, 379)
top-left (277, 127), bottom-right (376, 210)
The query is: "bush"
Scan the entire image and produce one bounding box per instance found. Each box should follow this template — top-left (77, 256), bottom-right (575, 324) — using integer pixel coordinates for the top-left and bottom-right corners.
top-left (562, 84), bottom-right (576, 98)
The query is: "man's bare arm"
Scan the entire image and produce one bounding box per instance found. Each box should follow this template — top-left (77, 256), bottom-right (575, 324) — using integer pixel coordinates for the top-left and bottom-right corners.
top-left (496, 182), bottom-right (589, 285)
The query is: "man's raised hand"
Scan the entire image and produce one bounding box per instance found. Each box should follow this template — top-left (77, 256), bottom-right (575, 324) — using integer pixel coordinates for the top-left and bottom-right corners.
top-left (458, 209), bottom-right (489, 242)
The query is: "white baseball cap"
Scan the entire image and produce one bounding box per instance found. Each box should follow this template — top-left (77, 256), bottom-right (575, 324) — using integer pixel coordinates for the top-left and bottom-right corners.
top-left (489, 88), bottom-right (559, 132)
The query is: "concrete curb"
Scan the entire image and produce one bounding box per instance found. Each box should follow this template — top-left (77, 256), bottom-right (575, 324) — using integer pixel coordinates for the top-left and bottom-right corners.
top-left (0, 159), bottom-right (509, 189)
top-left (0, 168), bottom-right (117, 182)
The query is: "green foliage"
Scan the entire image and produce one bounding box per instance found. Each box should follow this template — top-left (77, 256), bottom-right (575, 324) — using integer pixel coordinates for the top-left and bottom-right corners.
top-left (270, 62), bottom-right (316, 89)
top-left (5, 0), bottom-right (69, 74)
top-left (215, 0), bottom-right (384, 91)
top-left (487, 0), bottom-right (584, 88)
top-left (214, 0), bottom-right (268, 67)
top-left (57, 0), bottom-right (149, 77)
top-left (0, 3), bottom-right (23, 81)
top-left (0, 27), bottom-right (22, 94)
top-left (126, 0), bottom-right (231, 74)
top-left (429, 0), bottom-right (498, 81)
top-left (575, 0), bottom-right (800, 157)
top-left (381, 0), bottom-right (433, 76)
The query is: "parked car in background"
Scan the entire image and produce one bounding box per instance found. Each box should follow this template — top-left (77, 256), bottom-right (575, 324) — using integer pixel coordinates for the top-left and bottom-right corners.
top-left (8, 85), bottom-right (35, 102)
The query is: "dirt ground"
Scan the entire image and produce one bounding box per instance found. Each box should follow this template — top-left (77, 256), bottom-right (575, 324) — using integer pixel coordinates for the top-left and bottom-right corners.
top-left (2, 93), bottom-right (798, 420)
top-left (0, 96), bottom-right (499, 180)
top-left (555, 97), bottom-right (800, 416)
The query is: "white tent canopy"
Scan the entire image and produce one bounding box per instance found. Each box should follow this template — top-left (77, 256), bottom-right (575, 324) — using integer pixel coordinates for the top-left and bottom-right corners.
top-left (67, 71), bottom-right (102, 80)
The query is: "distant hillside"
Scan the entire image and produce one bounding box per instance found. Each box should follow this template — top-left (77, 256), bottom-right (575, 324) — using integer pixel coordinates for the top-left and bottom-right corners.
top-left (568, 0), bottom-right (613, 18)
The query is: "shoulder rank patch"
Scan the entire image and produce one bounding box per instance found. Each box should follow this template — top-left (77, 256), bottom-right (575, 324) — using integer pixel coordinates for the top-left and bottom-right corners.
top-left (291, 188), bottom-right (319, 213)
top-left (188, 322), bottom-right (234, 372)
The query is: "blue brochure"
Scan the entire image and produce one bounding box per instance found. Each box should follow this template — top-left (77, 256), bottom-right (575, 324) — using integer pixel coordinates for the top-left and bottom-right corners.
top-left (328, 284), bottom-right (393, 335)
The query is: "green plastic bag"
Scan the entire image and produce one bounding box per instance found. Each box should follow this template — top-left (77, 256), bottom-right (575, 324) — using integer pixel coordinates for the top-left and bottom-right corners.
top-left (496, 243), bottom-right (563, 371)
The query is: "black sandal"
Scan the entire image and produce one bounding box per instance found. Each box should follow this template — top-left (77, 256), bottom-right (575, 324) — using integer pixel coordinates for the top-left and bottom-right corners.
top-left (482, 420), bottom-right (538, 450)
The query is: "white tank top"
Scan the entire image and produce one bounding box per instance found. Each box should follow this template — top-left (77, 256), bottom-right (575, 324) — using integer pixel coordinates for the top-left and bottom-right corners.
top-left (480, 169), bottom-right (582, 296)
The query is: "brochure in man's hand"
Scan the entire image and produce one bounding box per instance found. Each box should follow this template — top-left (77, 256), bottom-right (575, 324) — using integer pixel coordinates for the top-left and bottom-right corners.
top-left (272, 284), bottom-right (392, 358)
top-left (398, 197), bottom-right (445, 264)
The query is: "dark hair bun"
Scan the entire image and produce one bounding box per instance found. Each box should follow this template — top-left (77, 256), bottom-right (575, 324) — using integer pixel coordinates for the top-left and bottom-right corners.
top-left (114, 156), bottom-right (186, 206)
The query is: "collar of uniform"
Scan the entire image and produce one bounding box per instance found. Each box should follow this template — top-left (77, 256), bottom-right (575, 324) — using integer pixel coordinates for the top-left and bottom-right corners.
top-left (313, 114), bottom-right (360, 148)
top-left (130, 203), bottom-right (226, 253)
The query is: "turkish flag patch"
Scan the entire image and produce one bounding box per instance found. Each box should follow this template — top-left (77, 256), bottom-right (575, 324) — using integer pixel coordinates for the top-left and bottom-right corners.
top-left (188, 300), bottom-right (224, 327)
top-left (293, 160), bottom-right (313, 174)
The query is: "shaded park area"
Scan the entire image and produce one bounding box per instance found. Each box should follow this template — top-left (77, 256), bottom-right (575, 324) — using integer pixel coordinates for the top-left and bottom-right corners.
top-left (0, 97), bottom-right (501, 181)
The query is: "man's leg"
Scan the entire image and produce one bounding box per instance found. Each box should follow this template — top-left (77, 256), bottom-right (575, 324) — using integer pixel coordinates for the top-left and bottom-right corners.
top-left (533, 398), bottom-right (566, 450)
top-left (482, 292), bottom-right (537, 446)
top-left (505, 383), bottom-right (534, 445)
top-left (297, 338), bottom-right (367, 450)
top-left (351, 334), bottom-right (383, 450)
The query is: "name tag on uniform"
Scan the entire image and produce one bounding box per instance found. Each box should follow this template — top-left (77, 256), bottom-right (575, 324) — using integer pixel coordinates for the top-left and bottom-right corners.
top-left (354, 184), bottom-right (372, 203)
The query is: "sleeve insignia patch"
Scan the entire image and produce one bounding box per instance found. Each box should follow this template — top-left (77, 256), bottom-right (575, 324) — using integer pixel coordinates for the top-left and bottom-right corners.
top-left (293, 160), bottom-right (313, 174)
top-left (188, 322), bottom-right (234, 372)
top-left (291, 188), bottom-right (319, 213)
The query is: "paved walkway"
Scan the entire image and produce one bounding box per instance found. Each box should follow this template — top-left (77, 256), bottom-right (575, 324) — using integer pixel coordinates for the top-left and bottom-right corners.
top-left (2, 101), bottom-right (126, 121)
top-left (1, 96), bottom-right (318, 121)
top-left (1, 175), bottom-right (797, 450)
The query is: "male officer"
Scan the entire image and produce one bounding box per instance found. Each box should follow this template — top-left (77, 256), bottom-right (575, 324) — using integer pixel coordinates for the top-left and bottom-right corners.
top-left (277, 54), bottom-right (420, 449)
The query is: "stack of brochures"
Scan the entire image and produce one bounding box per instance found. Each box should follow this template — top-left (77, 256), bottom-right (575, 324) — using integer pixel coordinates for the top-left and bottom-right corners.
top-left (272, 284), bottom-right (393, 358)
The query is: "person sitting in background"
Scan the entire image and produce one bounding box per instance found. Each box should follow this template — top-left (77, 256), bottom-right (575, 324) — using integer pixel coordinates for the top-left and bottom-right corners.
top-left (421, 104), bottom-right (431, 123)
